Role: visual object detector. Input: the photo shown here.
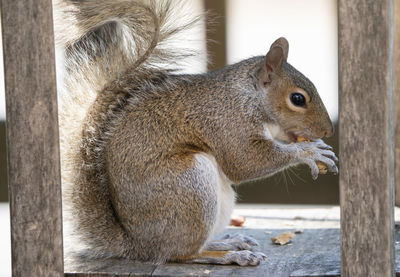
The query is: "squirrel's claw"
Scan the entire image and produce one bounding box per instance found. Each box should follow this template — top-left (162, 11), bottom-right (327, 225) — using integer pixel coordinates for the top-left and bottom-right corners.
top-left (313, 139), bottom-right (333, 150)
top-left (303, 158), bottom-right (320, 180)
top-left (317, 156), bottom-right (338, 175)
top-left (320, 149), bottom-right (339, 163)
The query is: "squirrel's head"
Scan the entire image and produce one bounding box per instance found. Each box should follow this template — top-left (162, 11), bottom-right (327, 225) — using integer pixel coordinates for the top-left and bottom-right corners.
top-left (258, 37), bottom-right (334, 143)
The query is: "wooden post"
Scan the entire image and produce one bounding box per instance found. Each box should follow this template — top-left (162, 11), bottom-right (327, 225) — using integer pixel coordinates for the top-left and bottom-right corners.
top-left (1, 0), bottom-right (64, 276)
top-left (395, 0), bottom-right (400, 206)
top-left (339, 1), bottom-right (395, 276)
top-left (204, 0), bottom-right (227, 71)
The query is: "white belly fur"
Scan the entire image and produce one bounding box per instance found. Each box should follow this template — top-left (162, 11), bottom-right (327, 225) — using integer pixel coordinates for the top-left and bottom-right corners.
top-left (194, 153), bottom-right (236, 241)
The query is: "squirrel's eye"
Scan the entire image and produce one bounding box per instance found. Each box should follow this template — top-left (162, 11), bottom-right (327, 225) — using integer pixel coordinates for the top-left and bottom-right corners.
top-left (290, 93), bottom-right (306, 107)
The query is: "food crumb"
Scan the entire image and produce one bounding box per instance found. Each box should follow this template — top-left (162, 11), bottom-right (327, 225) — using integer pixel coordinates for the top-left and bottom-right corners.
top-left (270, 232), bottom-right (296, 245)
top-left (230, 215), bottom-right (246, 227)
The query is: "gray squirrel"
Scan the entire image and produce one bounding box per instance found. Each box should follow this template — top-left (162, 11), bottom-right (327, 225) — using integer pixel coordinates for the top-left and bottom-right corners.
top-left (55, 0), bottom-right (338, 266)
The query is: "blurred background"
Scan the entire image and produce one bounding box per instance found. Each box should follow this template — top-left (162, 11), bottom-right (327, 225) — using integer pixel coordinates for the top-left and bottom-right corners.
top-left (0, 0), bottom-right (338, 275)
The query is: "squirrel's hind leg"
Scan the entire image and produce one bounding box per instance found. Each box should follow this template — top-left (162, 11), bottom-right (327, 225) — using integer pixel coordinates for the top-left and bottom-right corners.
top-left (169, 154), bottom-right (266, 266)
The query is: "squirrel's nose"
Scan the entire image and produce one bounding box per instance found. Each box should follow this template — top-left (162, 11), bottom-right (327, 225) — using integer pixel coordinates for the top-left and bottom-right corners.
top-left (317, 125), bottom-right (334, 139)
top-left (324, 126), bottom-right (334, 138)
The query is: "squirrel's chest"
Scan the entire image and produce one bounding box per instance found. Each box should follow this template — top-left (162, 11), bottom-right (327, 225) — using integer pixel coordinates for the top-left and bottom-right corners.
top-left (262, 123), bottom-right (281, 140)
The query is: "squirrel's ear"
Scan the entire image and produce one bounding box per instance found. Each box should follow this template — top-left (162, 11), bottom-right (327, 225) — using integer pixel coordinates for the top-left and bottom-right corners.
top-left (270, 37), bottom-right (289, 61)
top-left (261, 37), bottom-right (289, 85)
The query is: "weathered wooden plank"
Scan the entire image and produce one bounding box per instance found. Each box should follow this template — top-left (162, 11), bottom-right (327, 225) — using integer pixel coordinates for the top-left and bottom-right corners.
top-left (1, 0), bottom-right (64, 276)
top-left (394, 0), bottom-right (400, 206)
top-left (204, 0), bottom-right (226, 71)
top-left (338, 1), bottom-right (395, 276)
top-left (64, 258), bottom-right (157, 277)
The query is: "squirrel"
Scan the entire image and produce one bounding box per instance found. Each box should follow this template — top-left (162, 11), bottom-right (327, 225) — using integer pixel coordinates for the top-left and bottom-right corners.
top-left (55, 0), bottom-right (338, 267)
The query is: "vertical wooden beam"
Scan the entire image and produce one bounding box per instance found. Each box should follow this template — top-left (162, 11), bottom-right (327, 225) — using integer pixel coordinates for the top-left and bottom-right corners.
top-left (339, 1), bottom-right (395, 276)
top-left (204, 0), bottom-right (227, 71)
top-left (1, 0), bottom-right (64, 276)
top-left (395, 0), bottom-right (400, 206)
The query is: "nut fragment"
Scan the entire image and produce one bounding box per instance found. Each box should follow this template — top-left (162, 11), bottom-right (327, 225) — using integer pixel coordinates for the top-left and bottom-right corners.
top-left (297, 136), bottom-right (309, 142)
top-left (230, 215), bottom-right (246, 227)
top-left (270, 232), bottom-right (296, 245)
top-left (297, 136), bottom-right (328, 174)
top-left (317, 162), bottom-right (328, 174)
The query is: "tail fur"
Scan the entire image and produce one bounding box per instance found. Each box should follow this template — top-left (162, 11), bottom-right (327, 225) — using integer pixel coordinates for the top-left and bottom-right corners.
top-left (54, 0), bottom-right (203, 260)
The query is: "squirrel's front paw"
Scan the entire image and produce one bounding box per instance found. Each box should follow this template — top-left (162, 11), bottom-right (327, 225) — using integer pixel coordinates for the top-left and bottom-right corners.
top-left (296, 139), bottom-right (338, 180)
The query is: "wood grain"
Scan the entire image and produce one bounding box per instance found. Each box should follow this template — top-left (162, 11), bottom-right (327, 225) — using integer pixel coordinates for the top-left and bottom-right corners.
top-left (338, 0), bottom-right (395, 276)
top-left (64, 257), bottom-right (157, 277)
top-left (395, 0), bottom-right (400, 206)
top-left (1, 0), bottom-right (64, 276)
top-left (204, 0), bottom-right (226, 71)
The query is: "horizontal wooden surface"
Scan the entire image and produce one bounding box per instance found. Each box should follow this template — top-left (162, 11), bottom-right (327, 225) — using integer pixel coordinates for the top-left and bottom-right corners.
top-left (64, 205), bottom-right (400, 277)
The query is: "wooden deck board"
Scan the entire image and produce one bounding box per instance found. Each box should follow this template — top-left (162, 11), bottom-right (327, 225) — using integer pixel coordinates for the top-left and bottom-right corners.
top-left (64, 205), bottom-right (400, 276)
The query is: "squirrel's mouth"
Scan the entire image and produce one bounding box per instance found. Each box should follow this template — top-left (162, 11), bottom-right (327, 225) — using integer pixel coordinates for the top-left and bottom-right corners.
top-left (273, 126), bottom-right (309, 144)
top-left (285, 130), bottom-right (321, 143)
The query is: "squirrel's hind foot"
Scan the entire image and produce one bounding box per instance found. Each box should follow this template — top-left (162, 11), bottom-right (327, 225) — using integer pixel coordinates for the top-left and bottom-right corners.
top-left (205, 233), bottom-right (259, 251)
top-left (174, 234), bottom-right (265, 266)
top-left (223, 250), bottom-right (266, 266)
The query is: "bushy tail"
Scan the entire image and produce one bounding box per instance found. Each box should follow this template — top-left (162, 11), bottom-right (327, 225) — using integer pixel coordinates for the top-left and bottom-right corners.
top-left (54, 0), bottom-right (202, 102)
top-left (54, 0), bottom-right (203, 260)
